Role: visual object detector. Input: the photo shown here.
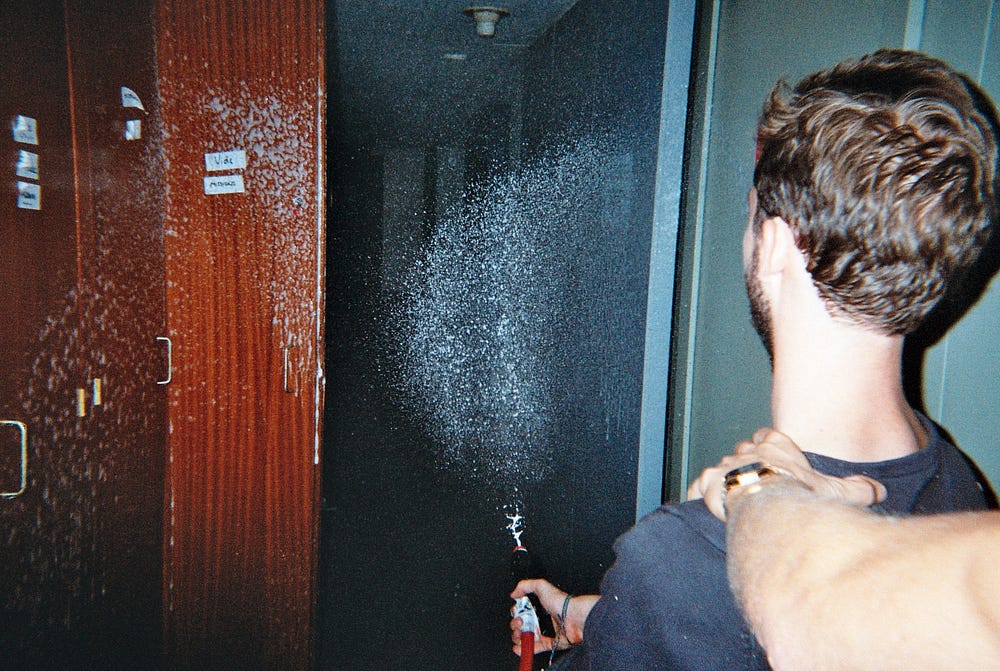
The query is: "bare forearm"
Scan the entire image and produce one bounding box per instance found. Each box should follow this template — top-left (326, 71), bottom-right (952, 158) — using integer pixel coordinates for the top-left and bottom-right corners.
top-left (727, 481), bottom-right (1000, 671)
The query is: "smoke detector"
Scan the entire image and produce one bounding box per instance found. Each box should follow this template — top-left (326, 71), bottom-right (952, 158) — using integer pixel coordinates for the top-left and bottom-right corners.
top-left (462, 6), bottom-right (509, 38)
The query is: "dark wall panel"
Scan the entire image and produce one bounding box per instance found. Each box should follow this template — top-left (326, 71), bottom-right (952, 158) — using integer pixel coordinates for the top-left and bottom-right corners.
top-left (320, 1), bottom-right (668, 668)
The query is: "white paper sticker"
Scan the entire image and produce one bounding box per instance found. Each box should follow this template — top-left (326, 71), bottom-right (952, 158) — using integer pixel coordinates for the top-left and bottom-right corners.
top-left (205, 149), bottom-right (247, 172)
top-left (204, 174), bottom-right (245, 195)
top-left (120, 86), bottom-right (146, 111)
top-left (125, 119), bottom-right (142, 141)
top-left (16, 150), bottom-right (39, 180)
top-left (17, 181), bottom-right (41, 210)
top-left (12, 115), bottom-right (38, 145)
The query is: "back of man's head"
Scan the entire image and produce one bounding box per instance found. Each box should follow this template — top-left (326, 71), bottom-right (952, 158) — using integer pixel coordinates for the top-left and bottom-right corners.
top-left (753, 49), bottom-right (999, 335)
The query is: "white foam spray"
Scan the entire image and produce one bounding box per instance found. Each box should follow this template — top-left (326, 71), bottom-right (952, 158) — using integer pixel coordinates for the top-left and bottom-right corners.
top-left (386, 133), bottom-right (631, 502)
top-left (505, 510), bottom-right (526, 548)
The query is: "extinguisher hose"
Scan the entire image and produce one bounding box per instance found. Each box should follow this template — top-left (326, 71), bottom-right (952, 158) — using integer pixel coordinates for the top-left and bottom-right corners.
top-left (518, 630), bottom-right (535, 671)
top-left (513, 595), bottom-right (540, 671)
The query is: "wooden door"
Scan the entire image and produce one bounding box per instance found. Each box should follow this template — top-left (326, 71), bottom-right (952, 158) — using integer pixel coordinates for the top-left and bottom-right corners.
top-left (156, 1), bottom-right (326, 668)
top-left (0, 0), bottom-right (166, 666)
top-left (0, 4), bottom-right (85, 661)
top-left (63, 0), bottom-right (167, 664)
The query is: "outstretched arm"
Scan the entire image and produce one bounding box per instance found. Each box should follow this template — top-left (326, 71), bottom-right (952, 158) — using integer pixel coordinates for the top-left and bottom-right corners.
top-left (728, 477), bottom-right (1000, 671)
top-left (691, 429), bottom-right (1000, 671)
top-left (509, 579), bottom-right (598, 656)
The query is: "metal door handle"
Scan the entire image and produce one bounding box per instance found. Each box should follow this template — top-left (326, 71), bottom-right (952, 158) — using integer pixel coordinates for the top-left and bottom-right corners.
top-left (283, 345), bottom-right (297, 394)
top-left (156, 336), bottom-right (172, 385)
top-left (1, 420), bottom-right (27, 498)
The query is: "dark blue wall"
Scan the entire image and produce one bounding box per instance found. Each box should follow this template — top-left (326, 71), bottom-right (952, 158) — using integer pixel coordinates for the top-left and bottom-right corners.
top-left (319, 1), bottom-right (668, 668)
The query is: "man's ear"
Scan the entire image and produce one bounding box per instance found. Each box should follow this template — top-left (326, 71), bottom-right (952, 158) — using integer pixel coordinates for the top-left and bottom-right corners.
top-left (755, 215), bottom-right (799, 275)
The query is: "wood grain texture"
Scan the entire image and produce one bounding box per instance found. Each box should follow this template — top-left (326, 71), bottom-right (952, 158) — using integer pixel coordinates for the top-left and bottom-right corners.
top-left (0, 0), bottom-right (166, 665)
top-left (157, 1), bottom-right (325, 668)
top-left (64, 0), bottom-right (167, 662)
top-left (0, 5), bottom-right (86, 661)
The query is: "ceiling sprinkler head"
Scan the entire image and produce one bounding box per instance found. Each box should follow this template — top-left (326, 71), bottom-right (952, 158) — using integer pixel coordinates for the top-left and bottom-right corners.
top-left (462, 6), bottom-right (509, 38)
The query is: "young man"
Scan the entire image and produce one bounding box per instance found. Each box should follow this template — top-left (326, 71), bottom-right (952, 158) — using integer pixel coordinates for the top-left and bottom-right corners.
top-left (510, 49), bottom-right (998, 669)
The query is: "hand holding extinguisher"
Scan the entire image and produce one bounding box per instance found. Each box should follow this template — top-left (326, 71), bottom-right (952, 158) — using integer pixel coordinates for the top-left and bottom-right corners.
top-left (512, 594), bottom-right (541, 671)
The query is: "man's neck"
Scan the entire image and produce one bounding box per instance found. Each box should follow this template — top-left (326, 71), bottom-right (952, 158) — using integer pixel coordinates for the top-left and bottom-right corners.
top-left (769, 322), bottom-right (925, 463)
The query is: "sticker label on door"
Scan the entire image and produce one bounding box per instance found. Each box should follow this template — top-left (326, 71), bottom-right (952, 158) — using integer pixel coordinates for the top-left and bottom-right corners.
top-left (205, 149), bottom-right (247, 171)
top-left (125, 119), bottom-right (142, 141)
top-left (11, 115), bottom-right (38, 145)
top-left (204, 174), bottom-right (245, 195)
top-left (16, 150), bottom-right (39, 180)
top-left (120, 86), bottom-right (146, 111)
top-left (17, 181), bottom-right (41, 210)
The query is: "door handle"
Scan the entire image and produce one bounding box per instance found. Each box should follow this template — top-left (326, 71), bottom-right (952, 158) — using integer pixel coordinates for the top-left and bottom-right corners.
top-left (283, 345), bottom-right (297, 395)
top-left (156, 336), bottom-right (172, 385)
top-left (1, 420), bottom-right (27, 498)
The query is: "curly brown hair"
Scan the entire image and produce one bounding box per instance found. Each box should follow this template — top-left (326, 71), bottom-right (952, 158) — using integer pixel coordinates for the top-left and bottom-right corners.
top-left (754, 49), bottom-right (999, 334)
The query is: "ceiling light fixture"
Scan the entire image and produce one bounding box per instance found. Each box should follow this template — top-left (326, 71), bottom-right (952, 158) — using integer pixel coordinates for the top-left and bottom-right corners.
top-left (462, 6), bottom-right (509, 38)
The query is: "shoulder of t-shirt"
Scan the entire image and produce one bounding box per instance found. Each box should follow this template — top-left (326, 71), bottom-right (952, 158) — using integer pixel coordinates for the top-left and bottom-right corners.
top-left (917, 418), bottom-right (996, 511)
top-left (617, 499), bottom-right (727, 555)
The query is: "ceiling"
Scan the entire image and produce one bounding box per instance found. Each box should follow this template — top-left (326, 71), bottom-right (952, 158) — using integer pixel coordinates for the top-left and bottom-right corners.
top-left (330, 0), bottom-right (580, 146)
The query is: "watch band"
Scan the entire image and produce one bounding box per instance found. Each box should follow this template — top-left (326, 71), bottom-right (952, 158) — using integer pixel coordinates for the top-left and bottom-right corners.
top-left (723, 461), bottom-right (777, 493)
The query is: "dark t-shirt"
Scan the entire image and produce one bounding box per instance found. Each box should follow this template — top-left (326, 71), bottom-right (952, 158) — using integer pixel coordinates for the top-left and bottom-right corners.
top-left (553, 420), bottom-right (991, 670)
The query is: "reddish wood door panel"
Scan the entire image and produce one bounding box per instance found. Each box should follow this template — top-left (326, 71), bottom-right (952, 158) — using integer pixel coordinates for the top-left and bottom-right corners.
top-left (63, 0), bottom-right (167, 663)
top-left (0, 4), bottom-right (79, 416)
top-left (0, 0), bottom-right (165, 666)
top-left (0, 1), bottom-right (90, 661)
top-left (157, 1), bottom-right (325, 668)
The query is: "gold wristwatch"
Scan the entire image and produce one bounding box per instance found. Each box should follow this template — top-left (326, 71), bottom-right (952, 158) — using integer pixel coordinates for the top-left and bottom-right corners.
top-left (723, 462), bottom-right (777, 493)
top-left (722, 462), bottom-right (783, 516)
